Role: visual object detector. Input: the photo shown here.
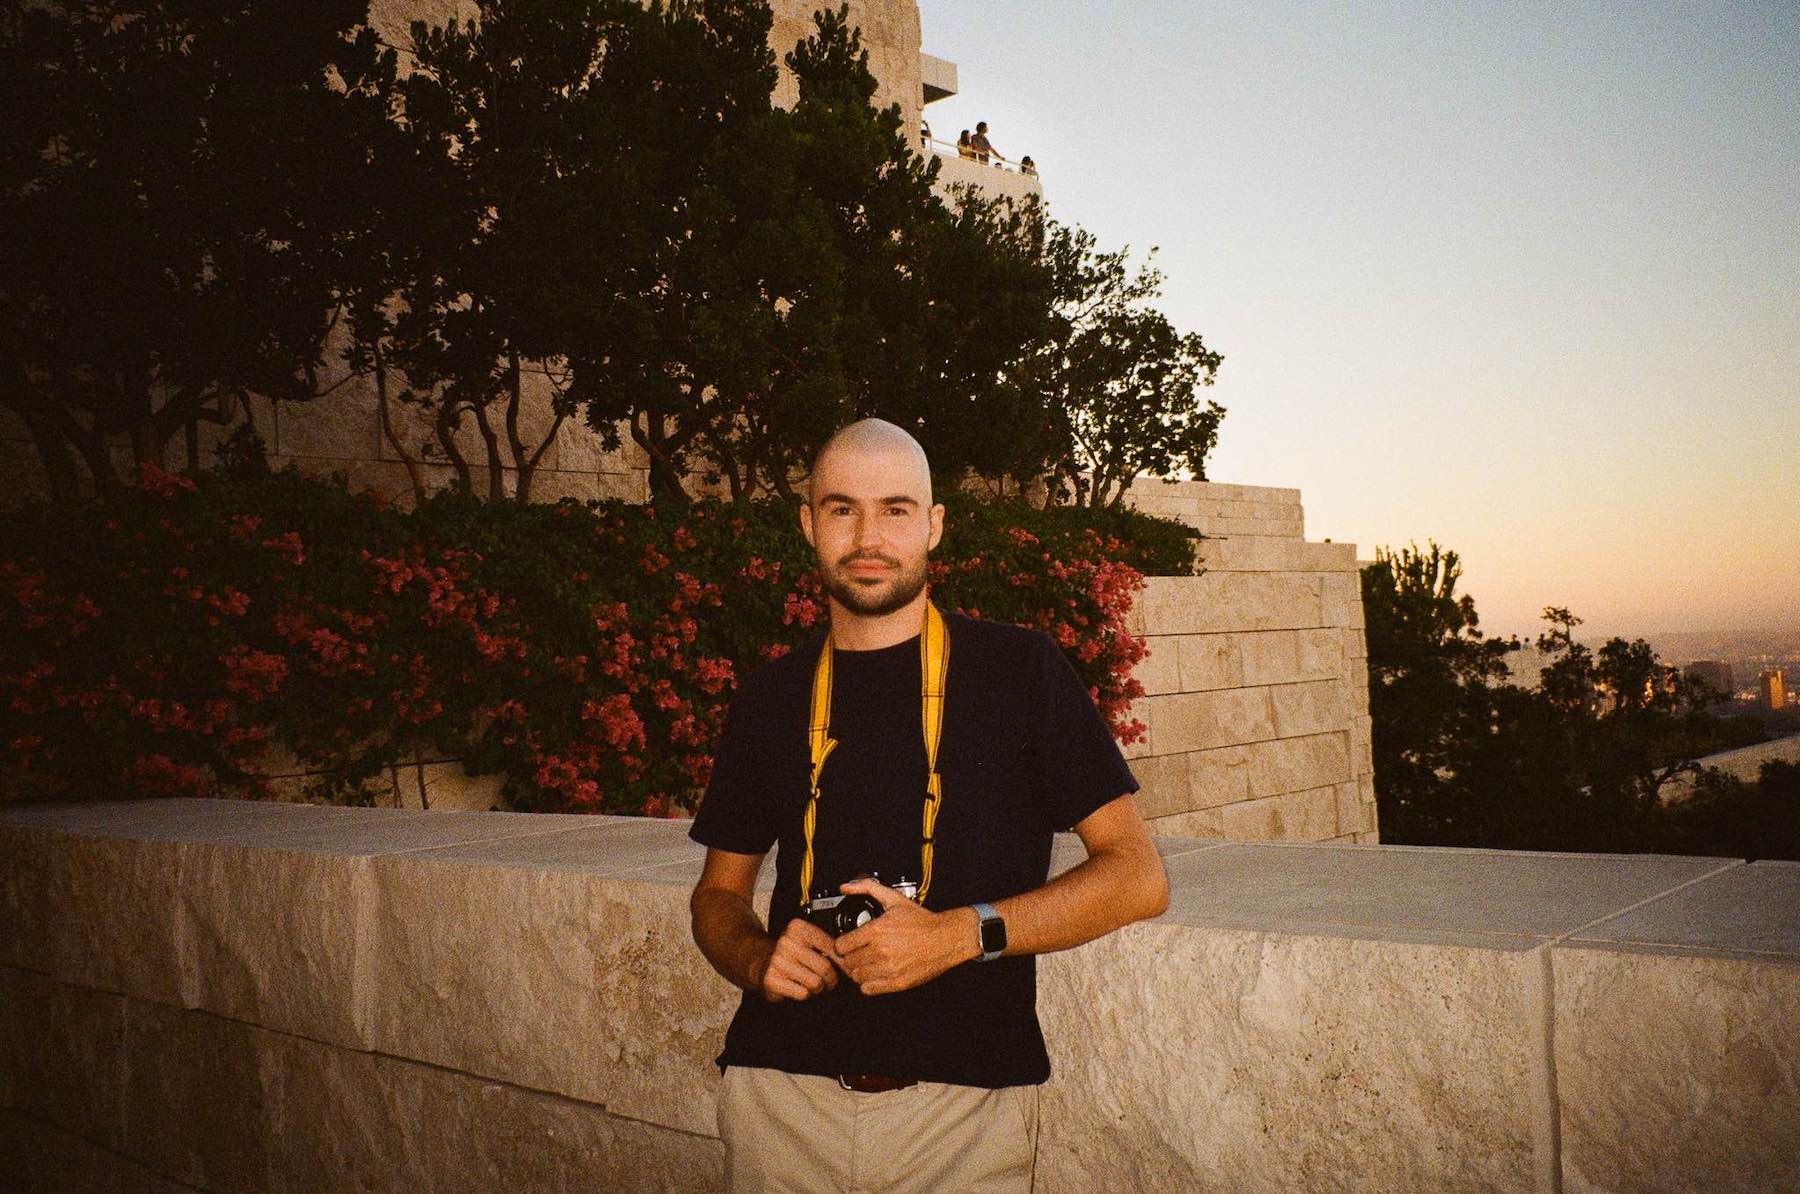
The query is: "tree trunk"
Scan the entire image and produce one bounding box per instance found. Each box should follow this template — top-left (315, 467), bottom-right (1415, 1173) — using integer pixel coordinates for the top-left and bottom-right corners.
top-left (374, 348), bottom-right (428, 507)
top-left (631, 411), bottom-right (692, 507)
top-left (470, 400), bottom-right (506, 502)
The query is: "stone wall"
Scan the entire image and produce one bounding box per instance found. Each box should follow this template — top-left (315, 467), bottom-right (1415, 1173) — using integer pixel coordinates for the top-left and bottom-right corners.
top-left (2, 799), bottom-right (1795, 1192)
top-left (1121, 479), bottom-right (1376, 844)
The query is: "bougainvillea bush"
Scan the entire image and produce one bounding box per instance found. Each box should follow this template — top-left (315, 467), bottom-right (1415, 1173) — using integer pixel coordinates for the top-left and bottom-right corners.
top-left (0, 464), bottom-right (1196, 814)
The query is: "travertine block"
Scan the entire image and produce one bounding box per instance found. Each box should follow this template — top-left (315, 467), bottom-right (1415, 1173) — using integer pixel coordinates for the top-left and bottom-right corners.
top-left (1212, 516), bottom-right (1306, 538)
top-left (1333, 780), bottom-right (1364, 836)
top-left (1127, 479), bottom-right (1302, 506)
top-left (1142, 687), bottom-right (1277, 754)
top-left (1234, 629), bottom-right (1300, 687)
top-left (1245, 731), bottom-right (1351, 799)
top-left (122, 997), bottom-right (270, 1192)
top-left (272, 386), bottom-right (382, 461)
top-left (1220, 785), bottom-right (1338, 842)
top-left (1319, 570), bottom-right (1363, 626)
top-left (1296, 626), bottom-right (1350, 682)
top-left (1352, 720), bottom-right (1375, 777)
top-left (1135, 636), bottom-right (1183, 696)
top-left (1175, 633), bottom-right (1244, 691)
top-left (0, 967), bottom-right (129, 1153)
top-left (1552, 861), bottom-right (1800, 1193)
top-left (1144, 807), bottom-right (1224, 839)
top-left (4, 827), bottom-right (187, 1001)
top-left (259, 1021), bottom-right (723, 1194)
top-left (0, 1108), bottom-right (170, 1194)
top-left (176, 841), bottom-right (369, 1046)
top-left (1128, 753), bottom-right (1193, 820)
top-left (1037, 923), bottom-right (1547, 1193)
top-left (1140, 573), bottom-right (1322, 636)
top-left (1554, 948), bottom-right (1800, 1194)
top-left (360, 824), bottom-right (736, 1136)
top-left (1188, 744), bottom-right (1254, 809)
top-left (1195, 538), bottom-right (1356, 574)
top-left (1269, 680), bottom-right (1347, 738)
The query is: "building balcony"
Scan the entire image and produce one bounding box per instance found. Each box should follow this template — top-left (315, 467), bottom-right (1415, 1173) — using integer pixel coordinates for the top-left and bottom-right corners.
top-left (926, 139), bottom-right (1043, 204)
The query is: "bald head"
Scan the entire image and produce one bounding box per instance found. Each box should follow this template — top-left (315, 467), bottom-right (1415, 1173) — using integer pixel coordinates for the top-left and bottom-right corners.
top-left (808, 418), bottom-right (933, 508)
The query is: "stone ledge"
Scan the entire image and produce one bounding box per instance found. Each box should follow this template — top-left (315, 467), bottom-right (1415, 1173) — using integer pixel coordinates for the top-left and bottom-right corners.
top-left (3, 800), bottom-right (1794, 1193)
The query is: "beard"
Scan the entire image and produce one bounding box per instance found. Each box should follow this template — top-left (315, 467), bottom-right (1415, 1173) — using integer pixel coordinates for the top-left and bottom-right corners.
top-left (820, 550), bottom-right (929, 618)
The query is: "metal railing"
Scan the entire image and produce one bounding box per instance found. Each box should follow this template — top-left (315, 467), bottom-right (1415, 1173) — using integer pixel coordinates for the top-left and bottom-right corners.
top-left (920, 135), bottom-right (1039, 178)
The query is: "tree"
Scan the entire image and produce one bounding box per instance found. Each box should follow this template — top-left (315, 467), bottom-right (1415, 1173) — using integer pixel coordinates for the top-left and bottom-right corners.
top-left (561, 2), bottom-right (1052, 504)
top-left (1028, 223), bottom-right (1224, 507)
top-left (375, 0), bottom-right (660, 503)
top-left (1359, 542), bottom-right (1519, 843)
top-left (0, 1), bottom-right (394, 498)
top-left (1363, 549), bottom-right (1776, 854)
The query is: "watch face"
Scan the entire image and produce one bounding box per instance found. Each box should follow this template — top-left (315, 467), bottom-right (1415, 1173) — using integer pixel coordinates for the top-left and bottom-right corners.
top-left (979, 916), bottom-right (1006, 955)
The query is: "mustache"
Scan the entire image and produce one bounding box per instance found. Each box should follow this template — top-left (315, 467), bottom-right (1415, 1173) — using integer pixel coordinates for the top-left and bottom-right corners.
top-left (836, 551), bottom-right (901, 569)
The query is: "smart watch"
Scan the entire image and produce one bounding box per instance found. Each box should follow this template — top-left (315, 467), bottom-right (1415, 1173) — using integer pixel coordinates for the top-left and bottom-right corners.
top-left (971, 902), bottom-right (1006, 962)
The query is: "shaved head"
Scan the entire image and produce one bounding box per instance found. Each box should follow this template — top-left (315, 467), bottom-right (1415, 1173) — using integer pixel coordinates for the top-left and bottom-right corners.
top-left (808, 419), bottom-right (933, 508)
top-left (800, 419), bottom-right (944, 631)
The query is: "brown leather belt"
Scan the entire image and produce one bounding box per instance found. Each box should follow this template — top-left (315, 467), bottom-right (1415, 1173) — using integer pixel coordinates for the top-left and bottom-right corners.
top-left (835, 1072), bottom-right (917, 1093)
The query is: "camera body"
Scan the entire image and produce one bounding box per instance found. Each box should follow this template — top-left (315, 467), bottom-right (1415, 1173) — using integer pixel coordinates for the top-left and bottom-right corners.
top-left (802, 872), bottom-right (918, 937)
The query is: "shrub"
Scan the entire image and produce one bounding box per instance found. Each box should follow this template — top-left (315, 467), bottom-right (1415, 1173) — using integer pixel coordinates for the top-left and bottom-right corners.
top-left (0, 465), bottom-right (1196, 814)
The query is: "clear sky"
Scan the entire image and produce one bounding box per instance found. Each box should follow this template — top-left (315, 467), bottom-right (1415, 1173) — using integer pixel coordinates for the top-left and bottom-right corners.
top-left (915, 0), bottom-right (1799, 641)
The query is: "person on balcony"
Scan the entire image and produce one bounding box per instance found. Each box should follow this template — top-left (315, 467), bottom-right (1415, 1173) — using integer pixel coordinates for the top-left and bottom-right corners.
top-left (957, 129), bottom-right (976, 159)
top-left (970, 120), bottom-right (1004, 165)
top-left (688, 418), bottom-right (1169, 1192)
top-left (1020, 155), bottom-right (1037, 177)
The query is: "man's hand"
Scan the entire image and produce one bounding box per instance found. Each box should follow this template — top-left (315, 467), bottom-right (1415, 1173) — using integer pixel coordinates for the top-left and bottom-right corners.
top-left (753, 917), bottom-right (842, 1003)
top-left (831, 878), bottom-right (976, 996)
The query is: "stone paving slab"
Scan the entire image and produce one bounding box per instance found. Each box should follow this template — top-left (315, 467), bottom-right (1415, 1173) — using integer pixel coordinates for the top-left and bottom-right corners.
top-left (392, 814), bottom-right (704, 875)
top-left (631, 856), bottom-right (778, 894)
top-left (0, 798), bottom-right (604, 852)
top-left (1049, 829), bottom-right (1223, 879)
top-left (1563, 860), bottom-right (1799, 959)
top-left (234, 807), bottom-right (597, 856)
top-left (0, 796), bottom-right (325, 841)
top-left (1157, 841), bottom-right (1741, 946)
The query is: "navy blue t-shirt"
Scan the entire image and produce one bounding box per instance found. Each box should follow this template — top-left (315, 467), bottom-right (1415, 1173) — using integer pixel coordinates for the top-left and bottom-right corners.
top-left (689, 611), bottom-right (1138, 1088)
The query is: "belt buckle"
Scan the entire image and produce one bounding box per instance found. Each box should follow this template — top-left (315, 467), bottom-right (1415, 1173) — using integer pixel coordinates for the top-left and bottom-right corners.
top-left (836, 1072), bottom-right (914, 1093)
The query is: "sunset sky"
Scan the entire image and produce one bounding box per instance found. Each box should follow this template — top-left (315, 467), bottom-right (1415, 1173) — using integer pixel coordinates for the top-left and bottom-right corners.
top-left (915, 0), bottom-right (1798, 641)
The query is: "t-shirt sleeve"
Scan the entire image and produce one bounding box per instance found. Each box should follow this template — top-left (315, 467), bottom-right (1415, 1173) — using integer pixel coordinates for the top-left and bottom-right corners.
top-left (1027, 632), bottom-right (1141, 831)
top-left (689, 669), bottom-right (780, 855)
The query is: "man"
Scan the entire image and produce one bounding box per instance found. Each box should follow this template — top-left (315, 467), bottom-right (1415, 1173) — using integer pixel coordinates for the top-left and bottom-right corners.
top-left (688, 419), bottom-right (1168, 1192)
top-left (969, 120), bottom-right (1004, 165)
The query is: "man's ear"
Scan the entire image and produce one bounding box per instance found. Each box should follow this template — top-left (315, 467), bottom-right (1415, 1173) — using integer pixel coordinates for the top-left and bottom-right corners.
top-left (799, 499), bottom-right (815, 549)
top-left (928, 502), bottom-right (944, 552)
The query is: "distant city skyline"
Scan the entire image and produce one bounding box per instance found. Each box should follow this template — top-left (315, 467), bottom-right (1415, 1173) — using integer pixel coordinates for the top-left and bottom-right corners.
top-left (916, 0), bottom-right (1799, 641)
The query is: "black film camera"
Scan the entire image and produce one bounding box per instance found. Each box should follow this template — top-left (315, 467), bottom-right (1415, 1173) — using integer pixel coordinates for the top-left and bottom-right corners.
top-left (803, 872), bottom-right (919, 937)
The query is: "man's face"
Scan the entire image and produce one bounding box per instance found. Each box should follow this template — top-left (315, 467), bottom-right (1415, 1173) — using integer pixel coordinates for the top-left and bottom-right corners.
top-left (801, 445), bottom-right (944, 618)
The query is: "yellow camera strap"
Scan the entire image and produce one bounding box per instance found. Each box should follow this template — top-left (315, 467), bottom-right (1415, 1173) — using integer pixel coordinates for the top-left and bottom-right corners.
top-left (799, 601), bottom-right (950, 905)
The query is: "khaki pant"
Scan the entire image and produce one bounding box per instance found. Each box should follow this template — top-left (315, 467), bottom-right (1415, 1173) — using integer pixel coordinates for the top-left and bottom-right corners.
top-left (716, 1065), bottom-right (1039, 1193)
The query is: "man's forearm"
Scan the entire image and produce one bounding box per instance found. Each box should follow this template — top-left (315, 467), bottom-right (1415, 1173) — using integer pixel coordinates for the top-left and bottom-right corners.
top-left (986, 843), bottom-right (1169, 958)
top-left (691, 886), bottom-right (775, 993)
